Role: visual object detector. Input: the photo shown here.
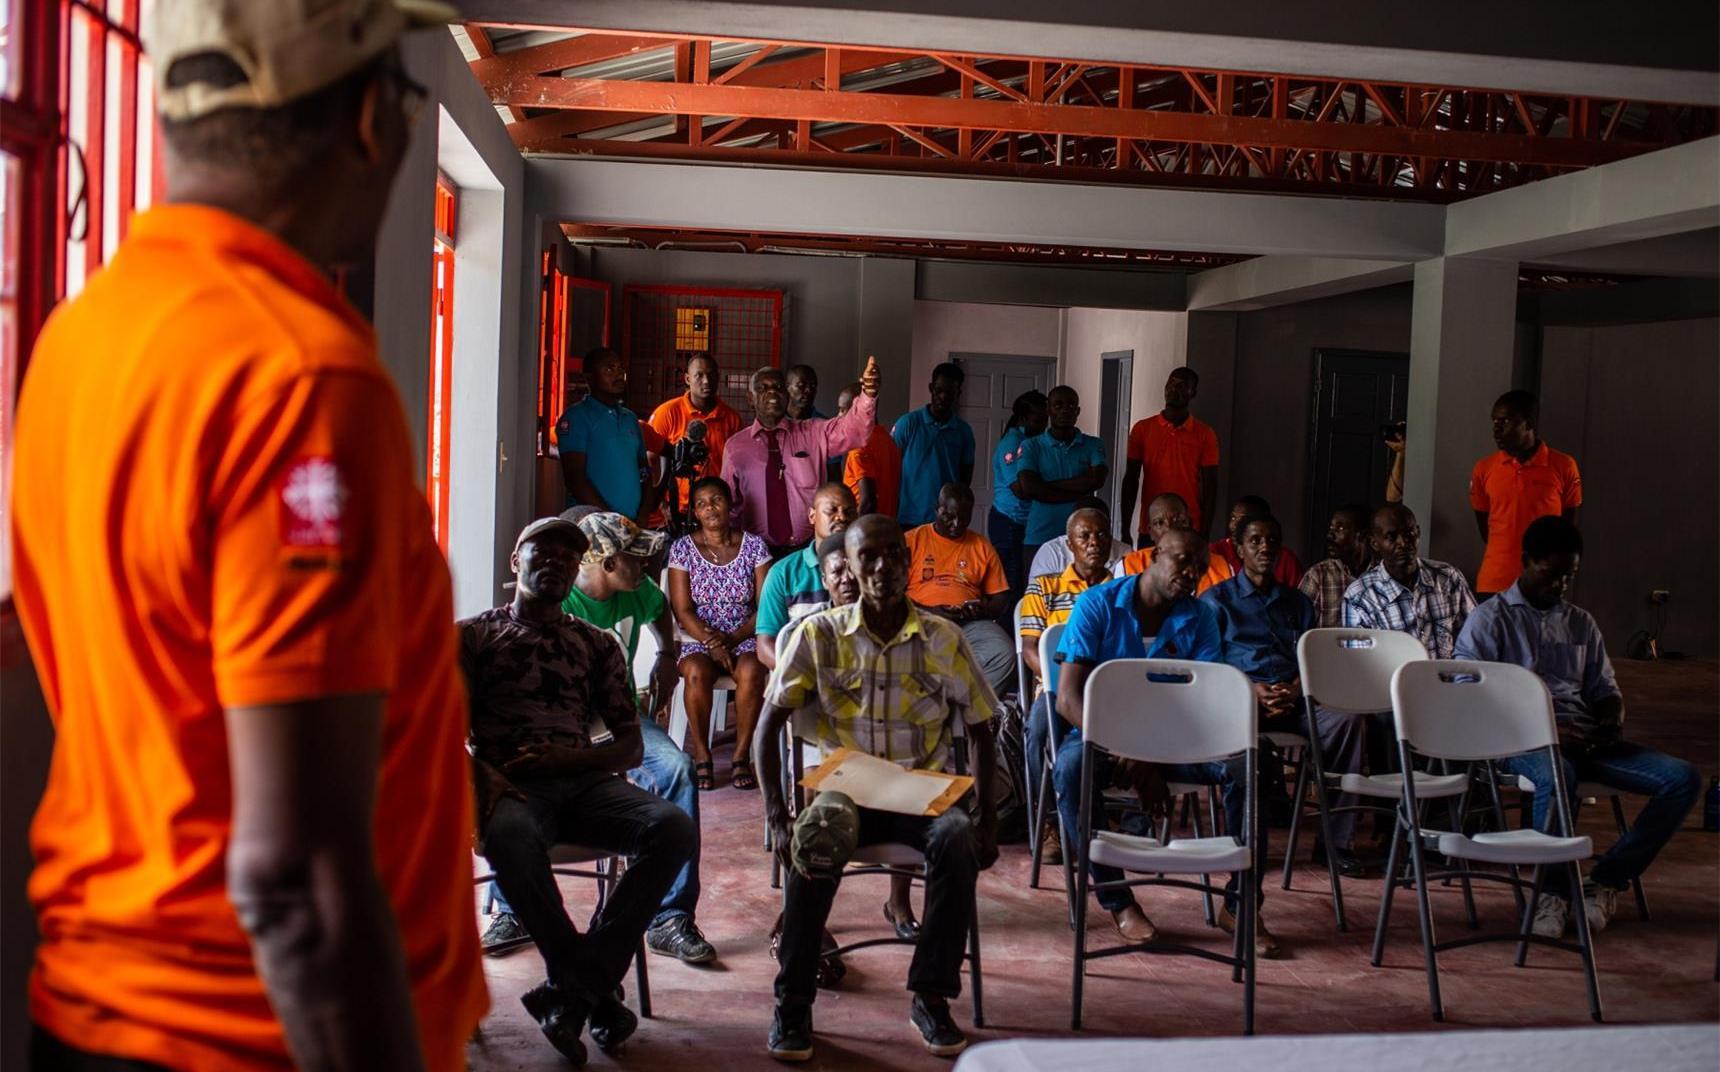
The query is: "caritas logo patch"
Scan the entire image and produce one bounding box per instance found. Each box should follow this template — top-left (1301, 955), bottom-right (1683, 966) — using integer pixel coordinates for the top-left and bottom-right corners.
top-left (279, 456), bottom-right (349, 547)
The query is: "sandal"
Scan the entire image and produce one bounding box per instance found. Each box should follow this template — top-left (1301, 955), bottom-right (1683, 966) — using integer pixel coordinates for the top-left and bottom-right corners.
top-left (694, 760), bottom-right (715, 792)
top-left (731, 759), bottom-right (758, 791)
top-left (883, 903), bottom-right (921, 942)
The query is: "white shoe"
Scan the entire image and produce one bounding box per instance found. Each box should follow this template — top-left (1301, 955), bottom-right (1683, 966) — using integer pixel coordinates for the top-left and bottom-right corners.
top-left (1584, 886), bottom-right (1619, 933)
top-left (1531, 895), bottom-right (1569, 939)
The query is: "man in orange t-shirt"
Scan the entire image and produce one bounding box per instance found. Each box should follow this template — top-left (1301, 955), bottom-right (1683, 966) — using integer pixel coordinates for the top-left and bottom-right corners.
top-left (1112, 492), bottom-right (1234, 593)
top-left (838, 379), bottom-right (901, 516)
top-left (904, 483), bottom-right (1015, 694)
top-left (648, 353), bottom-right (744, 525)
top-left (9, 5), bottom-right (484, 1069)
top-left (1470, 390), bottom-right (1582, 595)
top-left (1119, 367), bottom-right (1220, 547)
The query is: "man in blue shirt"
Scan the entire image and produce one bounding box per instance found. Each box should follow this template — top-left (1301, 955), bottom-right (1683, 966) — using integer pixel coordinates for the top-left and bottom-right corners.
top-left (1454, 515), bottom-right (1699, 940)
top-left (1203, 512), bottom-right (1369, 878)
top-left (892, 362), bottom-right (976, 527)
top-left (1014, 385), bottom-right (1108, 569)
top-left (556, 346), bottom-right (652, 521)
top-left (1051, 529), bottom-right (1274, 956)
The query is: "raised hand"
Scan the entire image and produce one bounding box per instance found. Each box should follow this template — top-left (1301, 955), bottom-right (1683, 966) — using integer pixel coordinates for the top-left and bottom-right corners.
top-left (861, 355), bottom-right (880, 398)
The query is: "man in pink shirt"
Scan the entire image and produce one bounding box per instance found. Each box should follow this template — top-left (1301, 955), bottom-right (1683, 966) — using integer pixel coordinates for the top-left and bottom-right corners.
top-left (723, 358), bottom-right (880, 555)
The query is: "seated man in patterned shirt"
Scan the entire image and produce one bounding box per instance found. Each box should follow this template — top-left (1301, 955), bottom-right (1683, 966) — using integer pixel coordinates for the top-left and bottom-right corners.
top-left (754, 515), bottom-right (1000, 1061)
top-left (1298, 504), bottom-right (1374, 628)
top-left (464, 517), bottom-right (696, 1066)
top-left (1340, 503), bottom-right (1476, 659)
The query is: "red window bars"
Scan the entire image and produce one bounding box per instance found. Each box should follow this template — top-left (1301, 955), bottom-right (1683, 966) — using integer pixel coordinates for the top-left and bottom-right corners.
top-left (619, 284), bottom-right (783, 421)
top-left (427, 174), bottom-right (456, 551)
top-left (535, 254), bottom-right (610, 457)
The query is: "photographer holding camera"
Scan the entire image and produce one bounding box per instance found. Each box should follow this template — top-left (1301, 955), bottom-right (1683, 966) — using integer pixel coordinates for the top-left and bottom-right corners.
top-left (649, 354), bottom-right (744, 537)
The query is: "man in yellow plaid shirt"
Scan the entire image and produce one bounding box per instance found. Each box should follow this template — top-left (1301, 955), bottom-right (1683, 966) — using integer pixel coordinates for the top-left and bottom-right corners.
top-left (754, 515), bottom-right (999, 1061)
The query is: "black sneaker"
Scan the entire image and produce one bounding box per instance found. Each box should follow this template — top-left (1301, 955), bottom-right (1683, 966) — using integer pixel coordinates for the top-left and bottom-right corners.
top-left (909, 994), bottom-right (968, 1058)
top-left (588, 995), bottom-right (639, 1053)
top-left (646, 915), bottom-right (717, 964)
top-left (767, 1004), bottom-right (815, 1062)
top-left (520, 981), bottom-right (589, 1066)
top-left (481, 912), bottom-right (530, 956)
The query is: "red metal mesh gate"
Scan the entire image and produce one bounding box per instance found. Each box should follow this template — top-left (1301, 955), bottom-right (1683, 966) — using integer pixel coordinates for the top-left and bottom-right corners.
top-left (620, 284), bottom-right (784, 421)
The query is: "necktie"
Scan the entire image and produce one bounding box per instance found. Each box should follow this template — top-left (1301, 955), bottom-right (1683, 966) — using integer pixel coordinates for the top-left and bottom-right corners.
top-left (764, 428), bottom-right (792, 545)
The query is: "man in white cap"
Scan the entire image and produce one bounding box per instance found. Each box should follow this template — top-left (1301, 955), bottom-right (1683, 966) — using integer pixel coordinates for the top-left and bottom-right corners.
top-left (10, 2), bottom-right (485, 1069)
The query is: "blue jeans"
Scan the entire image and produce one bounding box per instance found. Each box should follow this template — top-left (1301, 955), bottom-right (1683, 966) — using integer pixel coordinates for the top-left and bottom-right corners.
top-left (1025, 692), bottom-right (1068, 821)
top-left (987, 507), bottom-right (1028, 608)
top-left (1052, 728), bottom-right (1258, 913)
top-left (490, 718), bottom-right (701, 926)
top-left (1496, 739), bottom-right (1700, 899)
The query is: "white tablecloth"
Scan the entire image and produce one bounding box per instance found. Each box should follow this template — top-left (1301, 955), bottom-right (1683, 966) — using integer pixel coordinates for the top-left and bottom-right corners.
top-left (956, 1024), bottom-right (1718, 1072)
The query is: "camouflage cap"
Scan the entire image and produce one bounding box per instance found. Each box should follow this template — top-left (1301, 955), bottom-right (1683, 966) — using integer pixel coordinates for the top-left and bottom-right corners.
top-left (577, 512), bottom-right (667, 565)
top-left (790, 790), bottom-right (860, 881)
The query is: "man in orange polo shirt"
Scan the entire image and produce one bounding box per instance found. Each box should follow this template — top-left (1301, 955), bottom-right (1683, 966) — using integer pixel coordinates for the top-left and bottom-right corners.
top-left (1119, 367), bottom-right (1220, 548)
top-left (904, 483), bottom-right (1015, 695)
top-left (1470, 390), bottom-right (1582, 596)
top-left (648, 353), bottom-right (744, 527)
top-left (9, 3), bottom-right (484, 1069)
top-left (1113, 493), bottom-right (1234, 593)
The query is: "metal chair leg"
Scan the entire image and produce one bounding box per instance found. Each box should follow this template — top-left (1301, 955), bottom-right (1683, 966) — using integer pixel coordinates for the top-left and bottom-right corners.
top-left (1515, 865), bottom-right (1546, 967)
top-left (1449, 796), bottom-right (1479, 929)
top-left (1567, 858), bottom-right (1605, 1022)
top-left (1028, 762), bottom-right (1053, 890)
top-left (1191, 791), bottom-right (1216, 927)
top-left (1371, 814), bottom-right (1406, 967)
top-left (968, 887), bottom-right (985, 1027)
top-left (634, 936), bottom-right (653, 1018)
top-left (1280, 743), bottom-right (1312, 890)
top-left (1405, 813), bottom-right (1444, 1021)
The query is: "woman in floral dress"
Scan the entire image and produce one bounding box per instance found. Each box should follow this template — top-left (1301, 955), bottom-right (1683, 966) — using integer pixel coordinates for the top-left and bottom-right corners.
top-left (667, 477), bottom-right (774, 789)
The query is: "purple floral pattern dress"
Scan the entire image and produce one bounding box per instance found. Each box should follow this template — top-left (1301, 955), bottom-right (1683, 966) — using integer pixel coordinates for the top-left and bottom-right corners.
top-left (668, 530), bottom-right (773, 661)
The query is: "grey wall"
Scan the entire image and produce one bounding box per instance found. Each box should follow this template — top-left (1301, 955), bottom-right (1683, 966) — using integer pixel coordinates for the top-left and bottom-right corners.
top-left (1539, 318), bottom-right (1720, 656)
top-left (1223, 285), bottom-right (1415, 560)
top-left (382, 30), bottom-right (528, 614)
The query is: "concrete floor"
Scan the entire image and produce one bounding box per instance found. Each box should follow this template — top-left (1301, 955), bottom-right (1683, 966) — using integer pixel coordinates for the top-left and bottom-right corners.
top-left (468, 658), bottom-right (1720, 1070)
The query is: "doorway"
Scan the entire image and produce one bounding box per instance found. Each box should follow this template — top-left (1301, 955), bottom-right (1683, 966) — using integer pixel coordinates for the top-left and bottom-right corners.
top-left (1306, 348), bottom-right (1410, 560)
top-left (1098, 351), bottom-right (1135, 516)
top-left (949, 352), bottom-right (1056, 520)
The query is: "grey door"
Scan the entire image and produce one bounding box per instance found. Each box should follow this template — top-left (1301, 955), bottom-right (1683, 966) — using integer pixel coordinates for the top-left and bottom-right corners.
top-left (950, 352), bottom-right (1056, 520)
top-left (1306, 348), bottom-right (1410, 560)
top-left (1098, 351), bottom-right (1135, 516)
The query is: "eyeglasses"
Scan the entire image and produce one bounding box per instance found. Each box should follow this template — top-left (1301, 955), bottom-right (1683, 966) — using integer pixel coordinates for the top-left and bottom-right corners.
top-left (378, 55), bottom-right (429, 125)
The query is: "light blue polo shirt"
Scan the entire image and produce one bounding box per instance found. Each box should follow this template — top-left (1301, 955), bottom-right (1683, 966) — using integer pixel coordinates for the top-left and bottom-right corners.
top-left (1052, 574), bottom-right (1221, 695)
top-left (756, 542), bottom-right (828, 639)
top-left (990, 426), bottom-right (1032, 525)
top-left (555, 395), bottom-right (647, 518)
top-left (1019, 429), bottom-right (1108, 544)
top-left (892, 406), bottom-right (976, 527)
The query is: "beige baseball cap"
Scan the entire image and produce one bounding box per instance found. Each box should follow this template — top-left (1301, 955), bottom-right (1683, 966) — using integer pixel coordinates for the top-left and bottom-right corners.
top-left (145, 0), bottom-right (457, 121)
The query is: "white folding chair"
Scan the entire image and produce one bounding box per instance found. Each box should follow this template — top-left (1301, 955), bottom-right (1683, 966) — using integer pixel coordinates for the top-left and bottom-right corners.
top-left (1512, 774), bottom-right (1650, 921)
top-left (1287, 628), bottom-right (1446, 931)
top-left (1071, 659), bottom-right (1259, 1035)
top-left (1377, 660), bottom-right (1603, 1023)
top-left (783, 705), bottom-right (986, 1025)
top-left (473, 844), bottom-right (653, 1017)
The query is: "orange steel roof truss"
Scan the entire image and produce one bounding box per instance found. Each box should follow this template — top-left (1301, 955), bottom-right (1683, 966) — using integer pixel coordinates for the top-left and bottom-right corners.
top-left (469, 28), bottom-right (1716, 201)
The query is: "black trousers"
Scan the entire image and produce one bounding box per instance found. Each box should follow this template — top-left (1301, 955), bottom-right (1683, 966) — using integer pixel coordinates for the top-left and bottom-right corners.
top-left (482, 769), bottom-right (696, 1003)
top-left (776, 805), bottom-right (979, 1009)
top-left (31, 1027), bottom-right (168, 1072)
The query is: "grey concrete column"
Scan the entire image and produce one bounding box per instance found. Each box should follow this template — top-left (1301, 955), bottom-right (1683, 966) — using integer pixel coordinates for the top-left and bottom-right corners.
top-left (1404, 256), bottom-right (1519, 574)
top-left (856, 257), bottom-right (917, 423)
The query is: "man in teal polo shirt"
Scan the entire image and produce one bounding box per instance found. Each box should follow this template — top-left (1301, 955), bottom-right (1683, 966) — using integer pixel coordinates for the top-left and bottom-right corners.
top-left (892, 362), bottom-right (976, 527)
top-left (756, 482), bottom-right (858, 669)
top-left (1014, 386), bottom-right (1108, 571)
top-left (555, 346), bottom-right (653, 521)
